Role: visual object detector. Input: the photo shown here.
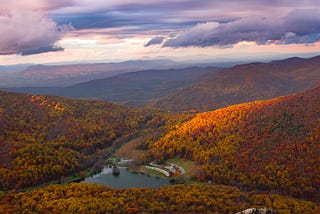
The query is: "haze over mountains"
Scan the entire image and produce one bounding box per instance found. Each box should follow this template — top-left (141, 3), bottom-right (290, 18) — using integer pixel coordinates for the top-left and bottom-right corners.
top-left (0, 59), bottom-right (182, 87)
top-left (61, 67), bottom-right (220, 106)
top-left (4, 55), bottom-right (320, 112)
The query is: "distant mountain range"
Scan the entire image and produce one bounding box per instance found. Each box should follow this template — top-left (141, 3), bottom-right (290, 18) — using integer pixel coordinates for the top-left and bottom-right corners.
top-left (3, 55), bottom-right (320, 112)
top-left (0, 64), bottom-right (33, 72)
top-left (152, 55), bottom-right (320, 111)
top-left (5, 67), bottom-right (219, 107)
top-left (54, 67), bottom-right (218, 106)
top-left (0, 59), bottom-right (182, 87)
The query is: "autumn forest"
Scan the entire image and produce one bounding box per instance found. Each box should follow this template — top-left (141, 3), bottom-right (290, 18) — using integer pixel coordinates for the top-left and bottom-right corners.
top-left (1, 56), bottom-right (320, 213)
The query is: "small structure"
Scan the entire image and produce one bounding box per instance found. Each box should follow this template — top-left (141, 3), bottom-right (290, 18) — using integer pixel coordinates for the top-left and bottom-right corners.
top-left (145, 165), bottom-right (170, 177)
top-left (112, 165), bottom-right (120, 175)
top-left (118, 159), bottom-right (133, 165)
top-left (236, 208), bottom-right (276, 214)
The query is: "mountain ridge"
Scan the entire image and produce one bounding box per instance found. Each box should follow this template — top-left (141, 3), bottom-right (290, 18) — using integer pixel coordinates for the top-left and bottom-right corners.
top-left (5, 66), bottom-right (219, 107)
top-left (0, 59), bottom-right (181, 87)
top-left (152, 55), bottom-right (320, 112)
top-left (4, 55), bottom-right (320, 112)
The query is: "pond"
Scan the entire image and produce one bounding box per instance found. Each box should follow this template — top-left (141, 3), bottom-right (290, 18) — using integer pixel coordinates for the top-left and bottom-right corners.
top-left (82, 166), bottom-right (171, 188)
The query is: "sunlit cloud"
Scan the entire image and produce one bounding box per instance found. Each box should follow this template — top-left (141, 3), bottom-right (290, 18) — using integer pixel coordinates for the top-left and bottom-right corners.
top-left (0, 0), bottom-right (75, 55)
top-left (146, 9), bottom-right (320, 48)
top-left (0, 0), bottom-right (319, 64)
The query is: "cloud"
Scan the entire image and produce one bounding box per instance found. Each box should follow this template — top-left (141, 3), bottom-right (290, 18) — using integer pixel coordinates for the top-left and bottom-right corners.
top-left (144, 36), bottom-right (165, 47)
top-left (50, 0), bottom-right (320, 47)
top-left (20, 46), bottom-right (64, 56)
top-left (0, 1), bottom-right (74, 55)
top-left (0, 0), bottom-right (72, 12)
top-left (281, 9), bottom-right (320, 41)
top-left (1, 0), bottom-right (319, 55)
top-left (52, 0), bottom-right (320, 16)
top-left (52, 0), bottom-right (209, 14)
top-left (157, 9), bottom-right (320, 48)
top-left (51, 1), bottom-right (238, 32)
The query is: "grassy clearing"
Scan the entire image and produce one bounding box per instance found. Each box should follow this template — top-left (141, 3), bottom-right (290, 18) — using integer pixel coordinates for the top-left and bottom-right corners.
top-left (145, 169), bottom-right (168, 179)
top-left (65, 169), bottom-right (91, 183)
top-left (115, 137), bottom-right (147, 159)
top-left (167, 158), bottom-right (201, 178)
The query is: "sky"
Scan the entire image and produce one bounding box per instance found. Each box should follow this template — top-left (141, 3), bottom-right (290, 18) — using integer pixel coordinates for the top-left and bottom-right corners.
top-left (0, 0), bottom-right (320, 65)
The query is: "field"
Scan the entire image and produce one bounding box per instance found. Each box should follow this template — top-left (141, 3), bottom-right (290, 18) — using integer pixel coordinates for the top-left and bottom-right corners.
top-left (115, 137), bottom-right (148, 159)
top-left (167, 158), bottom-right (202, 178)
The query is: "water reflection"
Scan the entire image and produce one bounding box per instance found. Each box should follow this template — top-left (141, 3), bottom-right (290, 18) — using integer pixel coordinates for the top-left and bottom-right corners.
top-left (83, 167), bottom-right (171, 188)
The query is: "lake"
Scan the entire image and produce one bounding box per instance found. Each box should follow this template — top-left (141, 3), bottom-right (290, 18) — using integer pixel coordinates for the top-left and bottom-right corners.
top-left (83, 166), bottom-right (171, 188)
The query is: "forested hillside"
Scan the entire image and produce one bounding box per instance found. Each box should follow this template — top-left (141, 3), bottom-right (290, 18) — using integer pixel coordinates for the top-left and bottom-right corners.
top-left (150, 87), bottom-right (320, 202)
top-left (152, 56), bottom-right (320, 112)
top-left (0, 91), bottom-right (181, 190)
top-left (1, 183), bottom-right (319, 213)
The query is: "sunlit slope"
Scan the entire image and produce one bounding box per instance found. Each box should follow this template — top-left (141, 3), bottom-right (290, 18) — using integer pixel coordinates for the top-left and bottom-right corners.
top-left (151, 87), bottom-right (320, 202)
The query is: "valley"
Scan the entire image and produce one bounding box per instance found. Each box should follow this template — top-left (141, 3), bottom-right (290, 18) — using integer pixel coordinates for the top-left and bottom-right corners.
top-left (1, 56), bottom-right (319, 213)
top-left (0, 90), bottom-right (187, 190)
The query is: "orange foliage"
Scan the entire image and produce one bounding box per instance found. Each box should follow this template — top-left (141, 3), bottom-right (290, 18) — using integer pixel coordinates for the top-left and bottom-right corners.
top-left (150, 87), bottom-right (320, 202)
top-left (1, 183), bottom-right (319, 213)
top-left (0, 91), bottom-right (181, 190)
